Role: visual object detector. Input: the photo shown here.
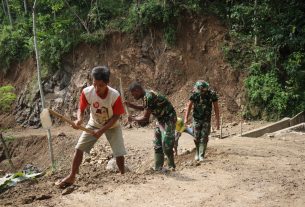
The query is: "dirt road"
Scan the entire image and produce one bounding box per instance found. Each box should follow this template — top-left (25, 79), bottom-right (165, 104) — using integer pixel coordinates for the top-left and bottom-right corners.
top-left (1, 124), bottom-right (305, 207)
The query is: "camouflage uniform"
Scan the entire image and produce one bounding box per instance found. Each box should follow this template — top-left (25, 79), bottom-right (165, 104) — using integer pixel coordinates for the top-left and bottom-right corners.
top-left (190, 89), bottom-right (218, 142)
top-left (144, 90), bottom-right (177, 169)
top-left (189, 85), bottom-right (218, 160)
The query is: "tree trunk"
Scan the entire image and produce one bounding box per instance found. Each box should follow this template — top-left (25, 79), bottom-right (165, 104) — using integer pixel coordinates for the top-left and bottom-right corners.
top-left (2, 0), bottom-right (7, 16)
top-left (254, 0), bottom-right (258, 46)
top-left (24, 0), bottom-right (27, 14)
top-left (4, 0), bottom-right (12, 26)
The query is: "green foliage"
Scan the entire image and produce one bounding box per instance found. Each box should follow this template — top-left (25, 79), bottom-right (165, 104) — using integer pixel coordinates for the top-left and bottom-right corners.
top-left (3, 135), bottom-right (16, 143)
top-left (123, 1), bottom-right (169, 33)
top-left (38, 28), bottom-right (77, 71)
top-left (164, 25), bottom-right (176, 46)
top-left (0, 25), bottom-right (31, 73)
top-left (0, 171), bottom-right (43, 192)
top-left (0, 0), bottom-right (210, 73)
top-left (218, 0), bottom-right (305, 120)
top-left (87, 0), bottom-right (129, 31)
top-left (0, 85), bottom-right (17, 112)
top-left (222, 38), bottom-right (254, 71)
top-left (138, 1), bottom-right (164, 27)
top-left (34, 2), bottom-right (83, 71)
top-left (80, 31), bottom-right (106, 45)
top-left (245, 72), bottom-right (290, 120)
top-left (1, 0), bottom-right (304, 121)
top-left (123, 0), bottom-right (183, 45)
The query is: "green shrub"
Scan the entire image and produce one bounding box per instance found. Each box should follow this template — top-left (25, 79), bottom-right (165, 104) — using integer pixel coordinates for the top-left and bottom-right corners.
top-left (0, 26), bottom-right (31, 73)
top-left (219, 0), bottom-right (305, 120)
top-left (0, 85), bottom-right (17, 112)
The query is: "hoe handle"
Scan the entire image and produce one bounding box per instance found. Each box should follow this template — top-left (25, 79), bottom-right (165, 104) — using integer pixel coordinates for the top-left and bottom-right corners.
top-left (48, 109), bottom-right (95, 135)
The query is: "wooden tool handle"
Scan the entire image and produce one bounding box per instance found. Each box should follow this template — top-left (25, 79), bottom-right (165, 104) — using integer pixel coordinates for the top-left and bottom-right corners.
top-left (48, 109), bottom-right (95, 135)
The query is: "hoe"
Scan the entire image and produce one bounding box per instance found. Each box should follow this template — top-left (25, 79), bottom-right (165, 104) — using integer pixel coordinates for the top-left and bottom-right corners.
top-left (40, 108), bottom-right (94, 134)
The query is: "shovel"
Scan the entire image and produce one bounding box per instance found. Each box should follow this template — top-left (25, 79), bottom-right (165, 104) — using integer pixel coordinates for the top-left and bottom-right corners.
top-left (40, 108), bottom-right (95, 135)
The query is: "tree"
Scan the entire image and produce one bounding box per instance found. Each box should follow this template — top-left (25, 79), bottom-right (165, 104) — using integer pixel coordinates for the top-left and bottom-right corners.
top-left (4, 0), bottom-right (12, 26)
top-left (23, 0), bottom-right (27, 14)
top-left (2, 0), bottom-right (7, 16)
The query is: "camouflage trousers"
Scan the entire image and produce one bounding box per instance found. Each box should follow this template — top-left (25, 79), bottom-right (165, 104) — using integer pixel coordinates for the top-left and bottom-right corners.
top-left (154, 118), bottom-right (176, 154)
top-left (193, 119), bottom-right (211, 144)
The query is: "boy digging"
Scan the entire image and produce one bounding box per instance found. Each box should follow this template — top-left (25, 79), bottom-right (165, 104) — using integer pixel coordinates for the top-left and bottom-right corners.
top-left (57, 66), bottom-right (126, 188)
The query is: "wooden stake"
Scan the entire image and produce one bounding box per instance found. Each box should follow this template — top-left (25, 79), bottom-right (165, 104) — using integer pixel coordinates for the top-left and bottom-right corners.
top-left (220, 116), bottom-right (223, 139)
top-left (240, 118), bottom-right (243, 136)
top-left (0, 132), bottom-right (15, 171)
top-left (240, 107), bottom-right (243, 136)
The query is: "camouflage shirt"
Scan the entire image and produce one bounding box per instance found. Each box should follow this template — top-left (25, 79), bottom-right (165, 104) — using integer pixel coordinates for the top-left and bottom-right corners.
top-left (189, 89), bottom-right (218, 123)
top-left (144, 90), bottom-right (176, 123)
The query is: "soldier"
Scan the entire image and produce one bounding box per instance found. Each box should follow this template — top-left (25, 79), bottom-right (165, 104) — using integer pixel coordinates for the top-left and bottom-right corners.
top-left (126, 81), bottom-right (177, 171)
top-left (184, 80), bottom-right (220, 161)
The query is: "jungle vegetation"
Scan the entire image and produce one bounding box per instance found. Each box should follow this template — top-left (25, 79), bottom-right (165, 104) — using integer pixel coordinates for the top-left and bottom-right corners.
top-left (1, 0), bottom-right (304, 120)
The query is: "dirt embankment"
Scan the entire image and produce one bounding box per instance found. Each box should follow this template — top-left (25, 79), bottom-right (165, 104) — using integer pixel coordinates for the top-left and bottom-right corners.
top-left (1, 15), bottom-right (243, 129)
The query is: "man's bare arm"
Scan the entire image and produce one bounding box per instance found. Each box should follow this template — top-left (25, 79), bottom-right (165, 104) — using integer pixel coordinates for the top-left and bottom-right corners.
top-left (73, 108), bottom-right (84, 127)
top-left (184, 100), bottom-right (193, 125)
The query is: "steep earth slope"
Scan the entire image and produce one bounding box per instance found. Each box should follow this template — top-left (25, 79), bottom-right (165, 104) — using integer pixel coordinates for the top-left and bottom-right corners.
top-left (0, 15), bottom-right (243, 129)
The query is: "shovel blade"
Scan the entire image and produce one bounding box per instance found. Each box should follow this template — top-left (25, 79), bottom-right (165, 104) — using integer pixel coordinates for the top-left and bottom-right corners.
top-left (40, 109), bottom-right (52, 129)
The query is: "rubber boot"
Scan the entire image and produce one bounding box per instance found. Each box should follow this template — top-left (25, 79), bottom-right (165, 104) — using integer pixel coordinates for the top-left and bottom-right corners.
top-left (154, 153), bottom-right (164, 171)
top-left (194, 143), bottom-right (199, 161)
top-left (166, 152), bottom-right (176, 170)
top-left (199, 143), bottom-right (207, 161)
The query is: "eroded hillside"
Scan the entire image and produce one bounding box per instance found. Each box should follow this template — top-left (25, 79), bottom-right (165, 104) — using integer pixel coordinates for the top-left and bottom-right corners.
top-left (0, 15), bottom-right (243, 128)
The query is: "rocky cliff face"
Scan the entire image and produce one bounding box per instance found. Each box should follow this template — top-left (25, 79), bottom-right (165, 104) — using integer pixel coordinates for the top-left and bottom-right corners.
top-left (0, 15), bottom-right (244, 128)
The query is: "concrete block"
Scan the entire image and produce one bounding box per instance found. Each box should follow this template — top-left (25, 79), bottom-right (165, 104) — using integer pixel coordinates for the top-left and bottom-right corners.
top-left (242, 117), bottom-right (291, 138)
top-left (290, 111), bottom-right (305, 127)
top-left (273, 123), bottom-right (305, 135)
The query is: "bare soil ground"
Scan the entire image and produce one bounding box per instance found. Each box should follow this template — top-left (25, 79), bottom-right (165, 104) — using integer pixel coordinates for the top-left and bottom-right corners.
top-left (1, 121), bottom-right (305, 207)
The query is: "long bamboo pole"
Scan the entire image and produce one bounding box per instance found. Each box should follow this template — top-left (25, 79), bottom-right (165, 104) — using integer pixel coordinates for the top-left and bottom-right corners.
top-left (32, 0), bottom-right (55, 171)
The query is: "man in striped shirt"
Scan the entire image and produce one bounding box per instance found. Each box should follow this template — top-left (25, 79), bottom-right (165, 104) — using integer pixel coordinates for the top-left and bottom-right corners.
top-left (56, 66), bottom-right (126, 188)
